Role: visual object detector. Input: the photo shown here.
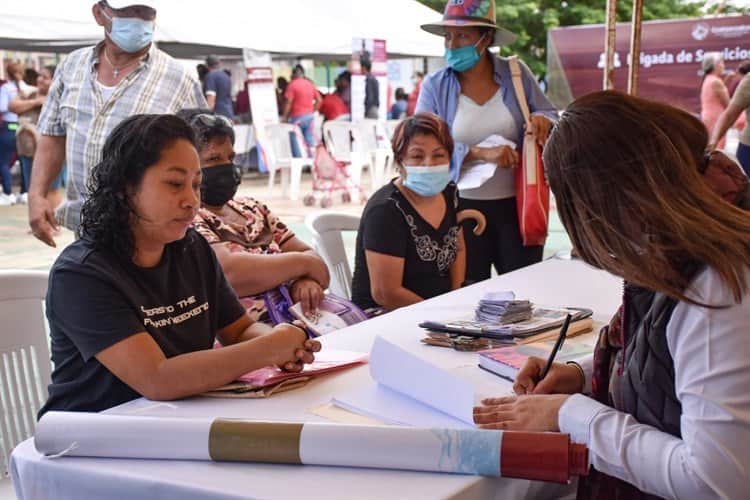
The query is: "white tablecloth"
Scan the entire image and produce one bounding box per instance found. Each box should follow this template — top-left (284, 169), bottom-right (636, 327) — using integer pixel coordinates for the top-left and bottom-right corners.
top-left (10, 258), bottom-right (622, 500)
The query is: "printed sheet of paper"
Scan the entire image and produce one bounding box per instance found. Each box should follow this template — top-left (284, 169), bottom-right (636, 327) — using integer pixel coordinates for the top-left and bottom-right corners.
top-left (289, 302), bottom-right (348, 335)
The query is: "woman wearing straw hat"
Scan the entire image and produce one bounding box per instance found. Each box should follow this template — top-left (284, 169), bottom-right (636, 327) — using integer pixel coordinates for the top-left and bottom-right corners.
top-left (417, 0), bottom-right (557, 284)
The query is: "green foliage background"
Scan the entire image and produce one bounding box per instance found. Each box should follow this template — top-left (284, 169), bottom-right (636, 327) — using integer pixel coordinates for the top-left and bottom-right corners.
top-left (417, 1), bottom-right (748, 76)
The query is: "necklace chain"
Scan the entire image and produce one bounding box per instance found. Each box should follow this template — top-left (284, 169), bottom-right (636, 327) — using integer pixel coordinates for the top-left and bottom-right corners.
top-left (102, 47), bottom-right (139, 79)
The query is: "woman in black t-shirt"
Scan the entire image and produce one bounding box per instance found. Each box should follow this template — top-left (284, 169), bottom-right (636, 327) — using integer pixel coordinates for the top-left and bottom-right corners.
top-left (40, 114), bottom-right (320, 417)
top-left (351, 113), bottom-right (483, 312)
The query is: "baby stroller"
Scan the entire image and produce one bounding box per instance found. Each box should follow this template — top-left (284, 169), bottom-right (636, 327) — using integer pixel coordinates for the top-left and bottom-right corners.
top-left (303, 144), bottom-right (367, 208)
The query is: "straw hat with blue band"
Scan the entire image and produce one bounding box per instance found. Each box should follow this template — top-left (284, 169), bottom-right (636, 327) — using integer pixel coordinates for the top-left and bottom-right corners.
top-left (420, 0), bottom-right (517, 47)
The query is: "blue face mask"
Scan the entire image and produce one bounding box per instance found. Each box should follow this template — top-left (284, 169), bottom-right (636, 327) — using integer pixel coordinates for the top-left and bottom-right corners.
top-left (403, 164), bottom-right (451, 197)
top-left (444, 36), bottom-right (485, 73)
top-left (103, 11), bottom-right (154, 53)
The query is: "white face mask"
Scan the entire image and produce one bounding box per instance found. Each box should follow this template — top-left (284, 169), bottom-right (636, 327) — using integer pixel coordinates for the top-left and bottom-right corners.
top-left (402, 164), bottom-right (451, 197)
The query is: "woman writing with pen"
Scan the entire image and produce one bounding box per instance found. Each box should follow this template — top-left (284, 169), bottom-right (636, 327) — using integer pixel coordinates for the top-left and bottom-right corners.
top-left (474, 92), bottom-right (750, 499)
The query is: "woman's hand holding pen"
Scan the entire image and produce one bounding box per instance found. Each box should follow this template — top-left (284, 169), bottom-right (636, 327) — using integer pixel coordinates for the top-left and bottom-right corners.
top-left (513, 358), bottom-right (585, 395)
top-left (472, 357), bottom-right (584, 431)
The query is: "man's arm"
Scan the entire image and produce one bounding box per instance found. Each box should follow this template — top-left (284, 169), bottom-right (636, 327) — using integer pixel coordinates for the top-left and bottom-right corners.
top-left (709, 103), bottom-right (745, 148)
top-left (204, 71), bottom-right (218, 110)
top-left (28, 135), bottom-right (65, 246)
top-left (313, 89), bottom-right (322, 112)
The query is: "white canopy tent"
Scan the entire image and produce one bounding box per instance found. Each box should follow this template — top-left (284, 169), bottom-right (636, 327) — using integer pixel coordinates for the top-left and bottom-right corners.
top-left (0, 0), bottom-right (445, 58)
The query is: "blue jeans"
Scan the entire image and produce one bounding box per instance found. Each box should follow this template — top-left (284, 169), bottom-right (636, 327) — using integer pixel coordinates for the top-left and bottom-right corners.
top-left (0, 123), bottom-right (17, 195)
top-left (18, 157), bottom-right (66, 192)
top-left (52, 163), bottom-right (67, 190)
top-left (20, 156), bottom-right (32, 193)
top-left (289, 113), bottom-right (315, 158)
top-left (737, 142), bottom-right (750, 177)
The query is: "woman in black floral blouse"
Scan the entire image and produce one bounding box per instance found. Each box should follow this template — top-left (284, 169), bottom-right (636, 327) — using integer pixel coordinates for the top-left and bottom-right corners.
top-left (351, 113), bottom-right (483, 311)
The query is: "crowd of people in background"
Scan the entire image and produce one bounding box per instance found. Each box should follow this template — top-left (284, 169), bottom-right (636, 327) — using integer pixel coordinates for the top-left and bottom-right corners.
top-left (3, 35), bottom-right (749, 208)
top-left (1, 40), bottom-right (435, 207)
top-left (701, 52), bottom-right (750, 175)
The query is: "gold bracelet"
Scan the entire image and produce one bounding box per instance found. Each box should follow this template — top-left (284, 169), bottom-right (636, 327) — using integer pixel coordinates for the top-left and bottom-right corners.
top-left (566, 361), bottom-right (586, 390)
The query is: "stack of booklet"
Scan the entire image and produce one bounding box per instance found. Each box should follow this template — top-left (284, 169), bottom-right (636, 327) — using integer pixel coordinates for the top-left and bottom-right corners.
top-left (475, 291), bottom-right (532, 324)
top-left (419, 291), bottom-right (593, 342)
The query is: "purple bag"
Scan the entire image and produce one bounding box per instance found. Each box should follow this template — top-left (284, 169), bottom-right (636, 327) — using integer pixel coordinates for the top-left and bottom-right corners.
top-left (263, 285), bottom-right (369, 337)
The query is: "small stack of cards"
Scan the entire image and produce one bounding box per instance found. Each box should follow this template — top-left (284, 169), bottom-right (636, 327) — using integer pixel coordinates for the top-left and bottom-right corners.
top-left (475, 291), bottom-right (532, 324)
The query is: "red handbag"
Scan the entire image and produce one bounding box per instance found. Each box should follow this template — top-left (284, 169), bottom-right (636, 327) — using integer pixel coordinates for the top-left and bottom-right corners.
top-left (509, 57), bottom-right (550, 247)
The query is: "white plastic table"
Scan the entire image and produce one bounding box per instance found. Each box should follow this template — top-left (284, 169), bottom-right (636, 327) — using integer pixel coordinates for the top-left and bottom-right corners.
top-left (11, 258), bottom-right (622, 500)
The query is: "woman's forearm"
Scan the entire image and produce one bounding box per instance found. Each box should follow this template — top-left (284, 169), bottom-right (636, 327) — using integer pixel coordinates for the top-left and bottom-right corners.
top-left (372, 286), bottom-right (423, 311)
top-left (221, 251), bottom-right (318, 296)
top-left (9, 97), bottom-right (42, 115)
top-left (466, 146), bottom-right (491, 163)
top-left (101, 332), bottom-right (289, 402)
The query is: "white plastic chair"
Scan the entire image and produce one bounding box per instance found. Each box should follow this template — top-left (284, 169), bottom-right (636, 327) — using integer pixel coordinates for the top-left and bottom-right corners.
top-left (358, 119), bottom-right (393, 189)
top-left (0, 270), bottom-right (50, 487)
top-left (264, 123), bottom-right (311, 200)
top-left (233, 124), bottom-right (254, 155)
top-left (305, 212), bottom-right (361, 300)
top-left (322, 121), bottom-right (367, 190)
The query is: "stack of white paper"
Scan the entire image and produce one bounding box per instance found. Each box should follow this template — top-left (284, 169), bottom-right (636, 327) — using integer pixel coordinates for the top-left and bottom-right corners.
top-left (332, 336), bottom-right (507, 428)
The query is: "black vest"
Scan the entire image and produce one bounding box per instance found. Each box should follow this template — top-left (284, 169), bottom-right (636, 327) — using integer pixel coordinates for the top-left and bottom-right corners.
top-left (615, 284), bottom-right (683, 439)
top-left (579, 268), bottom-right (702, 500)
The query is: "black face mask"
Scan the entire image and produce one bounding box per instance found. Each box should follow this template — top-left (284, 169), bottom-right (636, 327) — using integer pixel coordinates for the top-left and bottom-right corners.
top-left (200, 163), bottom-right (241, 206)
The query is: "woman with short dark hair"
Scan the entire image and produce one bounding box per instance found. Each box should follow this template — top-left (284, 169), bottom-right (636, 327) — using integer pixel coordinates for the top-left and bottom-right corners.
top-left (40, 114), bottom-right (319, 417)
top-left (474, 91), bottom-right (750, 499)
top-left (351, 112), bottom-right (483, 312)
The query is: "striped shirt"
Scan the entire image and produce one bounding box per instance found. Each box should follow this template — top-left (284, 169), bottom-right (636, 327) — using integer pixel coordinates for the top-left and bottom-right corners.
top-left (38, 42), bottom-right (206, 230)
